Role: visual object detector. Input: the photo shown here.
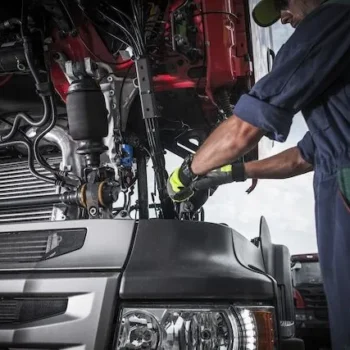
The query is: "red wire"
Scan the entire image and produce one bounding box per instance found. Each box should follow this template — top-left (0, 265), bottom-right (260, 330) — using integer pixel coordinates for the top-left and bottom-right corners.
top-left (0, 74), bottom-right (13, 87)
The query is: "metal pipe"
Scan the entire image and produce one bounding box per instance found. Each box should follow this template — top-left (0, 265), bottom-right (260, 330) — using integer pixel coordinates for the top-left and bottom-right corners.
top-left (0, 195), bottom-right (62, 209)
top-left (0, 191), bottom-right (79, 210)
top-left (27, 125), bottom-right (83, 177)
top-left (136, 152), bottom-right (149, 219)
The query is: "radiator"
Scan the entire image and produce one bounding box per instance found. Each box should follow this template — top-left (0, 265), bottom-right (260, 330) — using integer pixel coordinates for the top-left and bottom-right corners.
top-left (0, 157), bottom-right (61, 224)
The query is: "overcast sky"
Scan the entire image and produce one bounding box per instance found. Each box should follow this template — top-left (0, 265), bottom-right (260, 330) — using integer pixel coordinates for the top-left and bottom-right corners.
top-left (148, 21), bottom-right (317, 255)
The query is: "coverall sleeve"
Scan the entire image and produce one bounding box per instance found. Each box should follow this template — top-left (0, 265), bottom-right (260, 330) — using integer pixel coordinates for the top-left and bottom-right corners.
top-left (233, 4), bottom-right (350, 142)
top-left (297, 132), bottom-right (315, 165)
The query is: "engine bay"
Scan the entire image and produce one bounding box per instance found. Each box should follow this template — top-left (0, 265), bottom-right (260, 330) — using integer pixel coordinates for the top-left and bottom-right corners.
top-left (0, 0), bottom-right (257, 223)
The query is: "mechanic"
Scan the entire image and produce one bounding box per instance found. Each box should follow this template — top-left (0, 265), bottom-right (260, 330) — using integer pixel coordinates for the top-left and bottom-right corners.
top-left (167, 0), bottom-right (350, 348)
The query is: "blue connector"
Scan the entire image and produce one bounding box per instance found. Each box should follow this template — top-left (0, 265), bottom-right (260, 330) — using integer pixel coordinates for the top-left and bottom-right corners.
top-left (121, 144), bottom-right (134, 168)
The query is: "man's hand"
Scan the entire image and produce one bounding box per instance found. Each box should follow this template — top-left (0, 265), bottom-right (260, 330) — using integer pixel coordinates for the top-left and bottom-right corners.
top-left (167, 155), bottom-right (198, 202)
top-left (167, 156), bottom-right (248, 202)
top-left (168, 145), bottom-right (314, 203)
top-left (193, 163), bottom-right (247, 191)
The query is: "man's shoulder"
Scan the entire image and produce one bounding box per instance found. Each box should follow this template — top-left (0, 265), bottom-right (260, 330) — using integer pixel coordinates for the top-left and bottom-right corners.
top-left (298, 0), bottom-right (350, 31)
top-left (277, 2), bottom-right (350, 55)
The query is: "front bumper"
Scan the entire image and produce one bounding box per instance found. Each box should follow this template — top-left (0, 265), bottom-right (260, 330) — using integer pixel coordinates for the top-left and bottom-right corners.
top-left (0, 219), bottom-right (277, 349)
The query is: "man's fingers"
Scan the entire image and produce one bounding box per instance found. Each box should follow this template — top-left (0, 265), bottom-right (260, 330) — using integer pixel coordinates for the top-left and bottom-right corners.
top-left (193, 172), bottom-right (234, 190)
top-left (173, 187), bottom-right (195, 202)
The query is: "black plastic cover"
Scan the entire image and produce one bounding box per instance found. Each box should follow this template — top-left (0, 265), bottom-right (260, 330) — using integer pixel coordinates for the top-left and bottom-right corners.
top-left (121, 220), bottom-right (274, 300)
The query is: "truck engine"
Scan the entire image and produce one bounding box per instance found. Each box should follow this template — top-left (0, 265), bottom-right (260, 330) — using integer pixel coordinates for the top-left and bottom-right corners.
top-left (0, 0), bottom-right (255, 223)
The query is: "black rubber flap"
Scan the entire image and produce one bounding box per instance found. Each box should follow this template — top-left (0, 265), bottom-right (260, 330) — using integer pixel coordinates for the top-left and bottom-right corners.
top-left (121, 220), bottom-right (274, 300)
top-left (0, 228), bottom-right (86, 263)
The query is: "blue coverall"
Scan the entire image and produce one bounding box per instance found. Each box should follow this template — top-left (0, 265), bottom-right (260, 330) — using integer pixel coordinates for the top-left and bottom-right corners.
top-left (233, 1), bottom-right (350, 348)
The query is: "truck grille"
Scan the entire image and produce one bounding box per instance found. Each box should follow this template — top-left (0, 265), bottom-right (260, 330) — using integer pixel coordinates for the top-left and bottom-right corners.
top-left (0, 228), bottom-right (87, 263)
top-left (0, 157), bottom-right (60, 223)
top-left (0, 297), bottom-right (68, 324)
top-left (298, 286), bottom-right (329, 320)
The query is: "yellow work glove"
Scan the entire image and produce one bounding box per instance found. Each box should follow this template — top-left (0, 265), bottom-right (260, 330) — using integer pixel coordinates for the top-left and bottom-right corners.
top-left (167, 155), bottom-right (198, 202)
top-left (167, 156), bottom-right (247, 202)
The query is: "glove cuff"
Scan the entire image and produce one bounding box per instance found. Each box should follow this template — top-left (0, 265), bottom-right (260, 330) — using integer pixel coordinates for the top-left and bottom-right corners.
top-left (231, 163), bottom-right (247, 182)
top-left (179, 154), bottom-right (198, 186)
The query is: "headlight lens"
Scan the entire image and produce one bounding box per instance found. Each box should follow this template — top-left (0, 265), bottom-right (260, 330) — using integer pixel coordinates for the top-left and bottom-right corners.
top-left (116, 306), bottom-right (275, 350)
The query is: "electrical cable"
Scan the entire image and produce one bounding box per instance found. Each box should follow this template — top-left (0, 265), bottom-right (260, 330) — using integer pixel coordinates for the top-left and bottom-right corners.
top-left (0, 0), bottom-right (51, 142)
top-left (130, 0), bottom-right (144, 51)
top-left (33, 95), bottom-right (60, 176)
top-left (66, 2), bottom-right (131, 66)
top-left (118, 64), bottom-right (134, 128)
top-left (103, 2), bottom-right (135, 29)
top-left (23, 13), bottom-right (61, 178)
top-left (0, 113), bottom-right (31, 143)
top-left (81, 13), bottom-right (132, 57)
top-left (97, 10), bottom-right (142, 56)
top-left (106, 1), bottom-right (144, 52)
top-left (0, 0), bottom-right (63, 186)
top-left (57, 0), bottom-right (76, 31)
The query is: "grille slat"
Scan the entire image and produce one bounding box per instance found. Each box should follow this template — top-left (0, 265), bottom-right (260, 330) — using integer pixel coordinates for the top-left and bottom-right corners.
top-left (0, 190), bottom-right (58, 201)
top-left (0, 210), bottom-right (52, 219)
top-left (0, 298), bottom-right (68, 324)
top-left (0, 177), bottom-right (53, 185)
top-left (0, 183), bottom-right (55, 192)
top-left (0, 230), bottom-right (48, 262)
top-left (0, 158), bottom-right (60, 223)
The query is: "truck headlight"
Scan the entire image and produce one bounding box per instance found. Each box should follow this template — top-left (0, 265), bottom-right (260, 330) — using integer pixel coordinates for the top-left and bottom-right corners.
top-left (116, 306), bottom-right (275, 350)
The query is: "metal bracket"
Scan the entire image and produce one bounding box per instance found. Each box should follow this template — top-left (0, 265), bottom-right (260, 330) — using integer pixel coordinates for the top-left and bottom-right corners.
top-left (135, 57), bottom-right (159, 120)
top-left (65, 57), bottom-right (98, 80)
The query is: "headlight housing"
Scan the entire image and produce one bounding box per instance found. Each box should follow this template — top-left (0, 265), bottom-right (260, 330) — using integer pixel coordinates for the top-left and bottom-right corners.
top-left (116, 305), bottom-right (276, 350)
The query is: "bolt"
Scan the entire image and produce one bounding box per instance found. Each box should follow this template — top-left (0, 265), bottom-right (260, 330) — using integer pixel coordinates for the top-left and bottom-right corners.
top-left (109, 90), bottom-right (115, 96)
top-left (112, 103), bottom-right (117, 109)
top-left (121, 211), bottom-right (127, 218)
top-left (107, 76), bottom-right (113, 82)
top-left (89, 207), bottom-right (97, 216)
top-left (70, 29), bottom-right (78, 37)
top-left (17, 63), bottom-right (26, 71)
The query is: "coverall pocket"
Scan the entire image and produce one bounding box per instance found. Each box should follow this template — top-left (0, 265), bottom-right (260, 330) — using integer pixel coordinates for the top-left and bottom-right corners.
top-left (337, 168), bottom-right (350, 211)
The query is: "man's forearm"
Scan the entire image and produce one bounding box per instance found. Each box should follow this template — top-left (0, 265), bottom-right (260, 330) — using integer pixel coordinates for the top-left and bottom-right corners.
top-left (244, 146), bottom-right (313, 179)
top-left (191, 115), bottom-right (265, 175)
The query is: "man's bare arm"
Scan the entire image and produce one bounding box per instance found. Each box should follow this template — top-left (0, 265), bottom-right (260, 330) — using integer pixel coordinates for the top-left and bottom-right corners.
top-left (244, 146), bottom-right (313, 179)
top-left (191, 115), bottom-right (265, 175)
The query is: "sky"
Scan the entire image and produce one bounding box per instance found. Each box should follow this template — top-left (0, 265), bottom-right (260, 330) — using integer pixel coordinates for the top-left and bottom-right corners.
top-left (147, 21), bottom-right (318, 255)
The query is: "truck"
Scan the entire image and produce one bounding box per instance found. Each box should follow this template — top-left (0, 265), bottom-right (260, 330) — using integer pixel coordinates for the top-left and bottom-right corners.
top-left (0, 0), bottom-right (303, 348)
top-left (292, 254), bottom-right (331, 349)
